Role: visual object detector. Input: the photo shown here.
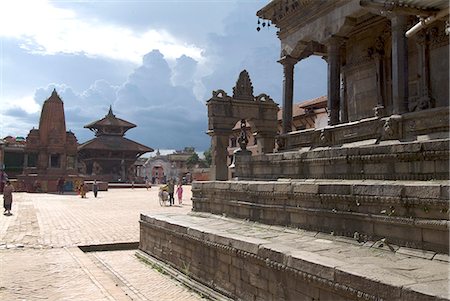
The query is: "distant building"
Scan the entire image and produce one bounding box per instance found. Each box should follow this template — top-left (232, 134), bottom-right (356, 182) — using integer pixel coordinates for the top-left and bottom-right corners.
top-left (143, 147), bottom-right (208, 184)
top-left (78, 106), bottom-right (153, 182)
top-left (277, 96), bottom-right (328, 131)
top-left (2, 136), bottom-right (26, 178)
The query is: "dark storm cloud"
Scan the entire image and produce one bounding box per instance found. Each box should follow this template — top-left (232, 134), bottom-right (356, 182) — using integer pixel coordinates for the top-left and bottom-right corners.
top-left (4, 107), bottom-right (38, 119)
top-left (4, 1), bottom-right (327, 151)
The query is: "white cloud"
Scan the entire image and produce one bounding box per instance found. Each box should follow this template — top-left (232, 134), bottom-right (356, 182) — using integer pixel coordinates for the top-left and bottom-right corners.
top-left (0, 95), bottom-right (40, 114)
top-left (0, 0), bottom-right (203, 64)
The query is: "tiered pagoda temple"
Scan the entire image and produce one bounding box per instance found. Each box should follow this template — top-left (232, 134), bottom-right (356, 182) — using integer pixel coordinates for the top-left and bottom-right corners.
top-left (78, 107), bottom-right (153, 182)
top-left (20, 89), bottom-right (79, 192)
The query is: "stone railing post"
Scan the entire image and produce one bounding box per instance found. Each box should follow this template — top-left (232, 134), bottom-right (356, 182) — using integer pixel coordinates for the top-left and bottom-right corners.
top-left (208, 130), bottom-right (232, 181)
top-left (278, 55), bottom-right (298, 134)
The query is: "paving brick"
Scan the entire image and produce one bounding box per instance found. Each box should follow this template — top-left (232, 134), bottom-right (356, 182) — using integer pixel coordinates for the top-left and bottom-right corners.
top-left (0, 187), bottom-right (203, 301)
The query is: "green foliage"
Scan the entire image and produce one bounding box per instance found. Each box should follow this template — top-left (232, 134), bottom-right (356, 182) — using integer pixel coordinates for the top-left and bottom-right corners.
top-left (186, 152), bottom-right (200, 168)
top-left (203, 147), bottom-right (212, 167)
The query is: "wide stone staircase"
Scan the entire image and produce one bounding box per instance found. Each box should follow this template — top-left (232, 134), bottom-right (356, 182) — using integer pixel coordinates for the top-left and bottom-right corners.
top-left (140, 118), bottom-right (449, 300)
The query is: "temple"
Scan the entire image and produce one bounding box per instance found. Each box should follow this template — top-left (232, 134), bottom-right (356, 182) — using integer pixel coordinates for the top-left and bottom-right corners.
top-left (139, 1), bottom-right (449, 300)
top-left (20, 89), bottom-right (79, 192)
top-left (78, 107), bottom-right (153, 182)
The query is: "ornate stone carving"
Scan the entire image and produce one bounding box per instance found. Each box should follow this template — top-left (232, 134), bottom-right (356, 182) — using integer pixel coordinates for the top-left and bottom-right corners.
top-left (276, 135), bottom-right (286, 151)
top-left (237, 120), bottom-right (249, 151)
top-left (381, 116), bottom-right (400, 140)
top-left (319, 129), bottom-right (330, 145)
top-left (212, 89), bottom-right (229, 99)
top-left (373, 105), bottom-right (385, 118)
top-left (233, 70), bottom-right (254, 101)
top-left (255, 93), bottom-right (274, 103)
top-left (429, 22), bottom-right (449, 49)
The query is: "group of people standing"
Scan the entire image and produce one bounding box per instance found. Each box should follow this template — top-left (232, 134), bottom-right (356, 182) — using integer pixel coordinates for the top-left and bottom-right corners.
top-left (158, 179), bottom-right (183, 206)
top-left (167, 179), bottom-right (183, 206)
top-left (77, 180), bottom-right (99, 198)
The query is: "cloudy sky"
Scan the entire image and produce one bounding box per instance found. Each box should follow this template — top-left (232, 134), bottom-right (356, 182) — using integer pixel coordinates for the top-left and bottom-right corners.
top-left (0, 0), bottom-right (326, 152)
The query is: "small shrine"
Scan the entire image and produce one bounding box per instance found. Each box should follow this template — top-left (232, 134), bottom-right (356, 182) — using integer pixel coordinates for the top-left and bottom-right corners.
top-left (20, 89), bottom-right (79, 192)
top-left (78, 107), bottom-right (153, 182)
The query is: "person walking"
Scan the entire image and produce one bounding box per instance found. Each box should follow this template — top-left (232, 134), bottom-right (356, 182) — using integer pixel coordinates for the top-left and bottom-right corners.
top-left (176, 184), bottom-right (183, 205)
top-left (57, 177), bottom-right (65, 194)
top-left (145, 176), bottom-right (151, 190)
top-left (167, 179), bottom-right (175, 206)
top-left (93, 180), bottom-right (99, 198)
top-left (80, 182), bottom-right (87, 198)
top-left (3, 180), bottom-right (14, 216)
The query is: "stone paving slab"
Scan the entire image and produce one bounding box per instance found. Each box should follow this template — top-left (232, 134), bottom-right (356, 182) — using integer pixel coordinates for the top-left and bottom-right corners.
top-left (141, 212), bottom-right (450, 300)
top-left (90, 250), bottom-right (204, 301)
top-left (0, 187), bottom-right (205, 300)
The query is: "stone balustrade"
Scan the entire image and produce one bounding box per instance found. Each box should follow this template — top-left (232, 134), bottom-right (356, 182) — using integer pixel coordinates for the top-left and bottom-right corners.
top-left (235, 138), bottom-right (449, 181)
top-left (276, 107), bottom-right (449, 151)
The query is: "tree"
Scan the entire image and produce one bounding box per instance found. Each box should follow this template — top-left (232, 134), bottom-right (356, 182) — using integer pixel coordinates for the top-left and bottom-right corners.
top-left (203, 147), bottom-right (212, 167)
top-left (186, 152), bottom-right (200, 168)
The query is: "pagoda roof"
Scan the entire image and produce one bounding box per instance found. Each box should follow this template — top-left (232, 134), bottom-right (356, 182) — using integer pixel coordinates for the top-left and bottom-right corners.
top-left (78, 135), bottom-right (153, 154)
top-left (84, 106), bottom-right (136, 130)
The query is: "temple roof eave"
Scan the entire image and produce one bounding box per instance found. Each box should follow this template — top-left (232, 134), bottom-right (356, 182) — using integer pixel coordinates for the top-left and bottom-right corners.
top-left (78, 136), bottom-right (154, 153)
top-left (83, 117), bottom-right (136, 130)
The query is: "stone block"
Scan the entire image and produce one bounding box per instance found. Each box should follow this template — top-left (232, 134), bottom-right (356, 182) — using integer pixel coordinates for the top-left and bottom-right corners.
top-left (318, 184), bottom-right (351, 195)
top-left (435, 160), bottom-right (450, 173)
top-left (218, 252), bottom-right (232, 265)
top-left (290, 212), bottom-right (307, 226)
top-left (422, 228), bottom-right (449, 249)
top-left (396, 247), bottom-right (436, 260)
top-left (258, 243), bottom-right (293, 264)
top-left (433, 253), bottom-right (450, 262)
top-left (287, 250), bottom-right (342, 281)
top-left (364, 163), bottom-right (389, 175)
top-left (394, 162), bottom-right (410, 174)
top-left (352, 184), bottom-right (403, 197)
top-left (318, 289), bottom-right (350, 301)
top-left (214, 182), bottom-right (231, 190)
top-left (373, 222), bottom-right (421, 246)
top-left (273, 182), bottom-right (292, 193)
top-left (248, 272), bottom-right (268, 290)
top-left (292, 183), bottom-right (319, 194)
top-left (404, 185), bottom-right (441, 199)
top-left (334, 264), bottom-right (409, 300)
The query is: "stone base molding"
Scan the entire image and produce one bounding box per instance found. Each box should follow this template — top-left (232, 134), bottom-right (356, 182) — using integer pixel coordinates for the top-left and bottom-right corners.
top-left (192, 180), bottom-right (449, 254)
top-left (140, 213), bottom-right (449, 301)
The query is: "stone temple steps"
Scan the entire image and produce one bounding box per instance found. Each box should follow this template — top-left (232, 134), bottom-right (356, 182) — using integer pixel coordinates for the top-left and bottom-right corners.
top-left (192, 180), bottom-right (449, 254)
top-left (139, 212), bottom-right (449, 301)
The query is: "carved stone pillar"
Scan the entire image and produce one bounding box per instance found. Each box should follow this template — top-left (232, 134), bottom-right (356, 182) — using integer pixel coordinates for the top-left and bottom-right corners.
top-left (390, 14), bottom-right (409, 114)
top-left (254, 131), bottom-right (276, 154)
top-left (414, 29), bottom-right (433, 110)
top-left (326, 36), bottom-right (344, 125)
top-left (278, 56), bottom-right (298, 134)
top-left (209, 130), bottom-right (232, 181)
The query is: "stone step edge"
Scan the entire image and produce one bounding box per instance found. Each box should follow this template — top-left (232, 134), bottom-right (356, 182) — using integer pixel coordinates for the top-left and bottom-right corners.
top-left (194, 199), bottom-right (449, 230)
top-left (135, 249), bottom-right (234, 301)
top-left (140, 213), bottom-right (450, 300)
